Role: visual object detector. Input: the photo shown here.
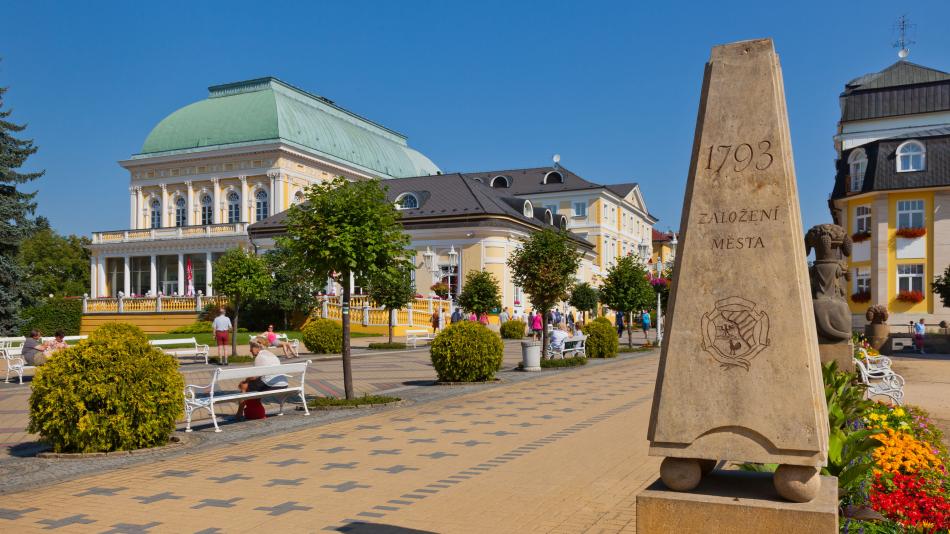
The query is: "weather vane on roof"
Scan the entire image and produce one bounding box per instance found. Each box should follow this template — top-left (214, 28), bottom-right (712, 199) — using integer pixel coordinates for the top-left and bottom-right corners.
top-left (893, 15), bottom-right (916, 60)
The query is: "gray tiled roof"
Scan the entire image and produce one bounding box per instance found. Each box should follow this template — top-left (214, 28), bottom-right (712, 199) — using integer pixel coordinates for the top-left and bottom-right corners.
top-left (841, 61), bottom-right (950, 122)
top-left (831, 132), bottom-right (950, 199)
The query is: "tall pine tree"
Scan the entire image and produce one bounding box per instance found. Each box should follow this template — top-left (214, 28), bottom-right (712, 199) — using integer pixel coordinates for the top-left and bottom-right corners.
top-left (0, 81), bottom-right (44, 334)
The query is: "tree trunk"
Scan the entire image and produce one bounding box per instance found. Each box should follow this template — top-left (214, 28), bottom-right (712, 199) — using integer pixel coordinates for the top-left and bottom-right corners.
top-left (231, 303), bottom-right (240, 359)
top-left (341, 276), bottom-right (355, 400)
top-left (627, 311), bottom-right (634, 348)
top-left (541, 311), bottom-right (549, 359)
top-left (388, 311), bottom-right (394, 344)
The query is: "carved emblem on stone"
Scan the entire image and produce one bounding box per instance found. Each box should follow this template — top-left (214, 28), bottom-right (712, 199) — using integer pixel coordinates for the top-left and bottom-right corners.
top-left (700, 296), bottom-right (771, 371)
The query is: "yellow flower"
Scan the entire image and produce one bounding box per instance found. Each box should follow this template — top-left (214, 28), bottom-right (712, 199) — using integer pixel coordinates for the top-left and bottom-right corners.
top-left (893, 407), bottom-right (905, 417)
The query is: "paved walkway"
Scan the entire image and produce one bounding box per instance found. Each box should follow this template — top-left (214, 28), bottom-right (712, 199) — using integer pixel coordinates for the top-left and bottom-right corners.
top-left (0, 354), bottom-right (661, 533)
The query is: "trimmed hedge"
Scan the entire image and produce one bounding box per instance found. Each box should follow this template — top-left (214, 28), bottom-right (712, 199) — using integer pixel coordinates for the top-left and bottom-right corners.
top-left (28, 322), bottom-right (184, 453)
top-left (168, 321), bottom-right (213, 334)
top-left (583, 317), bottom-right (619, 358)
top-left (430, 321), bottom-right (504, 382)
top-left (301, 319), bottom-right (342, 354)
top-left (21, 298), bottom-right (82, 336)
top-left (541, 356), bottom-right (588, 368)
top-left (500, 319), bottom-right (526, 339)
top-left (368, 342), bottom-right (407, 350)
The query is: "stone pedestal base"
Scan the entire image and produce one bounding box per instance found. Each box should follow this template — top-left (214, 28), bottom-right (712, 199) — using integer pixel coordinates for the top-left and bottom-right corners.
top-left (636, 470), bottom-right (837, 533)
top-left (819, 341), bottom-right (853, 373)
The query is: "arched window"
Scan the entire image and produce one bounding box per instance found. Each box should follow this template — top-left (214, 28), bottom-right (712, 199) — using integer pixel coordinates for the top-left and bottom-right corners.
top-left (395, 193), bottom-right (418, 210)
top-left (544, 209), bottom-right (553, 225)
top-left (150, 199), bottom-right (162, 229)
top-left (292, 190), bottom-right (304, 205)
top-left (897, 141), bottom-right (925, 172)
top-left (227, 191), bottom-right (240, 223)
top-left (848, 149), bottom-right (867, 191)
top-left (200, 194), bottom-right (213, 225)
top-left (255, 189), bottom-right (269, 221)
top-left (491, 176), bottom-right (509, 188)
top-left (543, 171), bottom-right (564, 184)
top-left (522, 200), bottom-right (533, 217)
top-left (175, 196), bottom-right (187, 227)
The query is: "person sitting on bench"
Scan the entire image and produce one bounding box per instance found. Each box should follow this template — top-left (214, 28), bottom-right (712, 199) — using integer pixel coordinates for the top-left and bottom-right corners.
top-left (548, 323), bottom-right (570, 356)
top-left (237, 340), bottom-right (289, 419)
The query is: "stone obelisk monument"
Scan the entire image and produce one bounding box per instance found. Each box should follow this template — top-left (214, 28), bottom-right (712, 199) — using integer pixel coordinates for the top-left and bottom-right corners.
top-left (645, 38), bottom-right (830, 506)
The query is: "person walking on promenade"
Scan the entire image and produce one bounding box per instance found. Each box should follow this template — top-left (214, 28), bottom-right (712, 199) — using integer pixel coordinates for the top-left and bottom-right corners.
top-left (212, 308), bottom-right (232, 364)
top-left (914, 318), bottom-right (926, 354)
top-left (615, 311), bottom-right (625, 338)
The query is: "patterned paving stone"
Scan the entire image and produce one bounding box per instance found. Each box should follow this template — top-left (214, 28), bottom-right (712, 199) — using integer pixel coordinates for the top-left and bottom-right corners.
top-left (208, 473), bottom-right (252, 484)
top-left (133, 492), bottom-right (183, 504)
top-left (373, 465), bottom-right (419, 474)
top-left (322, 481), bottom-right (370, 493)
top-left (36, 514), bottom-right (96, 529)
top-left (323, 462), bottom-right (358, 470)
top-left (370, 449), bottom-right (401, 455)
top-left (254, 501), bottom-right (313, 516)
top-left (0, 506), bottom-right (38, 520)
top-left (266, 478), bottom-right (307, 486)
top-left (74, 486), bottom-right (127, 497)
top-left (100, 521), bottom-right (162, 533)
top-left (192, 498), bottom-right (242, 509)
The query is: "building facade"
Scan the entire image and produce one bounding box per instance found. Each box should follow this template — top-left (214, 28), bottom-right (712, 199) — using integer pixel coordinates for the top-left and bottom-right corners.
top-left (829, 59), bottom-right (950, 326)
top-left (88, 77), bottom-right (439, 298)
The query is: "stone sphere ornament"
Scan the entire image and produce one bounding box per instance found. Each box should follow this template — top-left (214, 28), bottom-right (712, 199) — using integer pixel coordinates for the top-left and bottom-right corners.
top-left (773, 464), bottom-right (821, 502)
top-left (660, 457), bottom-right (702, 492)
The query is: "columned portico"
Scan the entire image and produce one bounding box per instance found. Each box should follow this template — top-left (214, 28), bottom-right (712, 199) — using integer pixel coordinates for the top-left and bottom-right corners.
top-left (123, 256), bottom-right (131, 296)
top-left (150, 255), bottom-right (157, 296)
top-left (206, 252), bottom-right (214, 296)
top-left (212, 178), bottom-right (221, 224)
top-left (177, 253), bottom-right (185, 295)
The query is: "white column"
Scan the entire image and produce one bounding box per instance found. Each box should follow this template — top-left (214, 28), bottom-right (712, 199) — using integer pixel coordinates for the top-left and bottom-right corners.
top-left (123, 256), bottom-right (131, 296)
top-left (185, 180), bottom-right (194, 226)
top-left (129, 186), bottom-right (137, 229)
top-left (160, 184), bottom-right (168, 227)
top-left (349, 271), bottom-right (356, 294)
top-left (150, 255), bottom-right (157, 296)
top-left (268, 172), bottom-right (278, 215)
top-left (177, 253), bottom-right (185, 296)
top-left (206, 252), bottom-right (214, 296)
top-left (97, 256), bottom-right (106, 297)
top-left (212, 178), bottom-right (221, 224)
top-left (239, 175), bottom-right (249, 223)
top-left (90, 257), bottom-right (97, 297)
top-left (135, 187), bottom-right (143, 229)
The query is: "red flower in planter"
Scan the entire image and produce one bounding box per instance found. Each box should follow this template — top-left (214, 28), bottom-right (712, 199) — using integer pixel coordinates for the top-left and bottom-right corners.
top-left (851, 291), bottom-right (871, 303)
top-left (870, 472), bottom-right (950, 530)
top-left (897, 290), bottom-right (925, 303)
top-left (896, 227), bottom-right (927, 239)
top-left (851, 231), bottom-right (871, 243)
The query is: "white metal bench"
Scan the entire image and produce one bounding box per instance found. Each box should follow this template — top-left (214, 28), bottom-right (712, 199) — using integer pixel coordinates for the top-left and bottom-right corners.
top-left (149, 338), bottom-right (210, 364)
top-left (183, 360), bottom-right (311, 432)
top-left (0, 337), bottom-right (24, 350)
top-left (406, 329), bottom-right (435, 348)
top-left (548, 334), bottom-right (587, 358)
top-left (275, 333), bottom-right (301, 357)
top-left (854, 358), bottom-right (904, 406)
top-left (2, 347), bottom-right (32, 384)
top-left (855, 348), bottom-right (893, 374)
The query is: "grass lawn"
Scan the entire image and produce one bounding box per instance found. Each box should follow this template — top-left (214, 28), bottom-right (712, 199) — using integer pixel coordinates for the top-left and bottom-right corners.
top-left (308, 395), bottom-right (401, 408)
top-left (147, 330), bottom-right (376, 347)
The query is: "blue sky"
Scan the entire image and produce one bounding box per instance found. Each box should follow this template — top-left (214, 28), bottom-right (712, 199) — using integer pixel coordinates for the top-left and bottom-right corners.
top-left (2, 0), bottom-right (949, 237)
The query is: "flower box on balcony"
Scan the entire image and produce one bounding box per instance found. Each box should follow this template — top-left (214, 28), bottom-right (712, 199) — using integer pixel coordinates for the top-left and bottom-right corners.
top-left (896, 290), bottom-right (924, 303)
top-left (851, 291), bottom-right (871, 303)
top-left (895, 227), bottom-right (926, 239)
top-left (851, 231), bottom-right (871, 243)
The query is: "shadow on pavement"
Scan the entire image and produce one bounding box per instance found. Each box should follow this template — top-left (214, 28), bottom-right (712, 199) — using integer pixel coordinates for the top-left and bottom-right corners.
top-left (330, 523), bottom-right (437, 533)
top-left (7, 441), bottom-right (49, 457)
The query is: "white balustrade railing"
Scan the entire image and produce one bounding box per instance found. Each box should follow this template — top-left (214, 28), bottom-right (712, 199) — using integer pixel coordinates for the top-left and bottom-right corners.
top-left (91, 223), bottom-right (249, 244)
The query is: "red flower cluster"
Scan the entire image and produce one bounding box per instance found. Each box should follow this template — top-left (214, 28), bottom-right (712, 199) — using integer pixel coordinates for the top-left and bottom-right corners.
top-left (897, 290), bottom-right (925, 303)
top-left (870, 472), bottom-right (950, 531)
top-left (896, 227), bottom-right (927, 239)
top-left (852, 231), bottom-right (872, 243)
top-left (851, 291), bottom-right (872, 303)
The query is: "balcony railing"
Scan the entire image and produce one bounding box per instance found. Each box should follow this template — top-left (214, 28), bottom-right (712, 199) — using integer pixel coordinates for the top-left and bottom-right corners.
top-left (91, 223), bottom-right (249, 244)
top-left (83, 294), bottom-right (229, 314)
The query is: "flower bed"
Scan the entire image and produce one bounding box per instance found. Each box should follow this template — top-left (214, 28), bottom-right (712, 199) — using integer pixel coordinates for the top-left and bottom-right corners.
top-left (851, 291), bottom-right (871, 303)
top-left (896, 227), bottom-right (927, 239)
top-left (852, 231), bottom-right (872, 243)
top-left (897, 290), bottom-right (925, 303)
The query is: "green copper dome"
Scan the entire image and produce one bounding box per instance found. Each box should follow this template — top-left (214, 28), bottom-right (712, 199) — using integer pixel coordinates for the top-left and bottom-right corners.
top-left (138, 77), bottom-right (440, 179)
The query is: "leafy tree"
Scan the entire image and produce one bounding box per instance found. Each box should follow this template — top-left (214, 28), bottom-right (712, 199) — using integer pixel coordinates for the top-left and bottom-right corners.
top-left (0, 81), bottom-right (43, 334)
top-left (457, 270), bottom-right (502, 317)
top-left (507, 229), bottom-right (581, 356)
top-left (933, 265), bottom-right (950, 308)
top-left (211, 248), bottom-right (273, 356)
top-left (19, 217), bottom-right (90, 302)
top-left (599, 255), bottom-right (655, 348)
top-left (367, 266), bottom-right (415, 344)
top-left (279, 177), bottom-right (410, 399)
top-left (264, 246), bottom-right (320, 329)
top-left (568, 282), bottom-right (599, 324)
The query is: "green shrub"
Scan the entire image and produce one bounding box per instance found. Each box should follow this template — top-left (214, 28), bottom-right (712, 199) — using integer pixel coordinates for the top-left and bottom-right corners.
top-left (540, 356), bottom-right (587, 368)
top-left (168, 321), bottom-right (213, 334)
top-left (367, 342), bottom-right (407, 350)
top-left (28, 322), bottom-right (184, 453)
top-left (500, 319), bottom-right (526, 339)
top-left (583, 317), bottom-right (618, 358)
top-left (21, 298), bottom-right (83, 336)
top-left (301, 319), bottom-right (342, 354)
top-left (430, 321), bottom-right (503, 382)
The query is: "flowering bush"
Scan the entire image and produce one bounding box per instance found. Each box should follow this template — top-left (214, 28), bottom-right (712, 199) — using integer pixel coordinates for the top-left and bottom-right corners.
top-left (897, 290), bottom-right (925, 303)
top-left (896, 227), bottom-right (927, 239)
top-left (430, 282), bottom-right (449, 299)
top-left (870, 472), bottom-right (950, 531)
top-left (852, 231), bottom-right (872, 243)
top-left (871, 428), bottom-right (942, 475)
top-left (851, 291), bottom-right (871, 303)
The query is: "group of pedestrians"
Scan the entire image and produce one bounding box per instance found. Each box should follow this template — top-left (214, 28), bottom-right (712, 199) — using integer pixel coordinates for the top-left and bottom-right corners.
top-left (615, 310), bottom-right (652, 338)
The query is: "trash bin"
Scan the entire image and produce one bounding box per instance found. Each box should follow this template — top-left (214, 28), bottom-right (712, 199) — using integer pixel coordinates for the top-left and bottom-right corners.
top-left (521, 340), bottom-right (542, 371)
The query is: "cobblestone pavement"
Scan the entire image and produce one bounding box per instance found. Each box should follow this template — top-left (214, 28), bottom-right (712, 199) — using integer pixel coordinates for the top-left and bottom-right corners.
top-left (0, 353), bottom-right (661, 533)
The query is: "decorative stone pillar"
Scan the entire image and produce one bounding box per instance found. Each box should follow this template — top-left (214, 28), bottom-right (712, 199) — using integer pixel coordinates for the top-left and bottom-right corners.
top-left (97, 256), bottom-right (106, 297)
top-left (212, 178), bottom-right (221, 224)
top-left (129, 186), bottom-right (137, 229)
top-left (268, 172), bottom-right (278, 216)
top-left (150, 255), bottom-right (158, 296)
top-left (206, 252), bottom-right (213, 297)
top-left (186, 180), bottom-right (194, 226)
top-left (123, 256), bottom-right (131, 296)
top-left (872, 195), bottom-right (889, 306)
top-left (89, 257), bottom-right (97, 297)
top-left (135, 187), bottom-right (144, 229)
top-left (239, 176), bottom-right (249, 223)
top-left (160, 184), bottom-right (169, 227)
top-left (177, 253), bottom-right (185, 296)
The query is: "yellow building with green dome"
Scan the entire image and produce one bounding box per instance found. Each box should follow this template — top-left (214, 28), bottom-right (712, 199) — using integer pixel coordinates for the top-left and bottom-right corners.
top-left (88, 77), bottom-right (440, 299)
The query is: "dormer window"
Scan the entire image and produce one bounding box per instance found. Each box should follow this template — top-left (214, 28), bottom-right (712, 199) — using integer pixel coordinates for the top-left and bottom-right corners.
top-left (491, 176), bottom-right (510, 188)
top-left (522, 200), bottom-right (533, 217)
top-left (544, 209), bottom-right (553, 225)
top-left (897, 140), bottom-right (925, 172)
top-left (559, 216), bottom-right (567, 230)
top-left (848, 148), bottom-right (867, 192)
top-left (543, 171), bottom-right (564, 184)
top-left (396, 193), bottom-right (419, 210)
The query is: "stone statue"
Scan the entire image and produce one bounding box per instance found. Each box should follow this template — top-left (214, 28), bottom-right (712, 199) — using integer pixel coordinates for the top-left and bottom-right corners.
top-left (805, 224), bottom-right (853, 343)
top-left (865, 305), bottom-right (890, 351)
